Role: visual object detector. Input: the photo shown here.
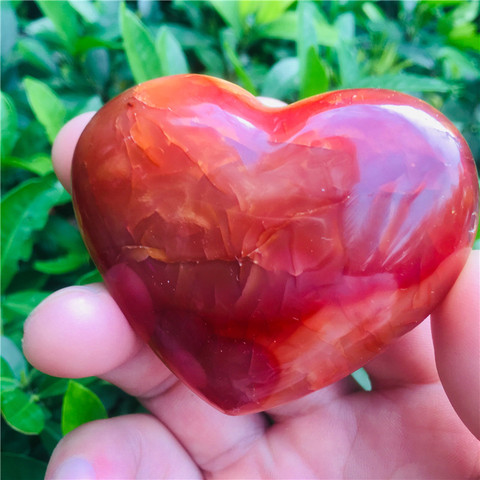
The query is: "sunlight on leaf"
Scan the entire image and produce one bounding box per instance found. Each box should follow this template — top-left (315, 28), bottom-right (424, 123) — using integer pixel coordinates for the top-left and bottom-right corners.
top-left (120, 2), bottom-right (162, 84)
top-left (1, 92), bottom-right (18, 159)
top-left (1, 175), bottom-right (69, 292)
top-left (156, 26), bottom-right (189, 76)
top-left (36, 0), bottom-right (81, 53)
top-left (23, 77), bottom-right (66, 144)
top-left (61, 381), bottom-right (107, 435)
top-left (1, 388), bottom-right (45, 435)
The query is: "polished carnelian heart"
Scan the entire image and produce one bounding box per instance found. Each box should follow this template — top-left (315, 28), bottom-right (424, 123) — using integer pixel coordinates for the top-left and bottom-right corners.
top-left (72, 74), bottom-right (479, 414)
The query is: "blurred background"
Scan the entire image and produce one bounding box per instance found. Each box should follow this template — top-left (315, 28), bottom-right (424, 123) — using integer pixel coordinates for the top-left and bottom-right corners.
top-left (1, 1), bottom-right (479, 477)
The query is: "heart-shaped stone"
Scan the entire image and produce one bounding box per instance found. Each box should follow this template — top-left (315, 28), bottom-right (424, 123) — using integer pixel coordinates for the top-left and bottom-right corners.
top-left (72, 75), bottom-right (478, 414)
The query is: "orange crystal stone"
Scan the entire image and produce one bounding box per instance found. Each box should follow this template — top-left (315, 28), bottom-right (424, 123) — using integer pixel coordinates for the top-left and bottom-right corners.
top-left (72, 75), bottom-right (479, 414)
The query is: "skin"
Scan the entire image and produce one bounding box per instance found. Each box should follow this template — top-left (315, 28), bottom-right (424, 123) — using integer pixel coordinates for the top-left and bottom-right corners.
top-left (23, 111), bottom-right (479, 479)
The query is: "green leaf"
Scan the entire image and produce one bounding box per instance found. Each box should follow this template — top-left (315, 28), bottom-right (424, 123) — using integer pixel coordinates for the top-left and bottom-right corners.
top-left (369, 43), bottom-right (411, 76)
top-left (38, 378), bottom-right (69, 399)
top-left (1, 453), bottom-right (47, 480)
top-left (448, 26), bottom-right (480, 52)
top-left (36, 0), bottom-right (82, 53)
top-left (40, 420), bottom-right (63, 455)
top-left (2, 154), bottom-right (54, 176)
top-left (119, 2), bottom-right (162, 84)
top-left (223, 40), bottom-right (258, 95)
top-left (194, 46), bottom-right (224, 76)
top-left (298, 2), bottom-right (328, 98)
top-left (302, 45), bottom-right (329, 98)
top-left (352, 73), bottom-right (454, 93)
top-left (209, 0), bottom-right (243, 37)
top-left (0, 175), bottom-right (69, 292)
top-left (72, 95), bottom-right (103, 117)
top-left (1, 388), bottom-right (45, 434)
top-left (439, 0), bottom-right (479, 31)
top-left (438, 46), bottom-right (480, 80)
top-left (351, 368), bottom-right (372, 391)
top-left (238, 0), bottom-right (296, 27)
top-left (1, 336), bottom-right (27, 380)
top-left (23, 77), bottom-right (66, 144)
top-left (33, 214), bottom-right (90, 275)
top-left (1, 92), bottom-right (19, 159)
top-left (238, 0), bottom-right (258, 22)
top-left (23, 16), bottom-right (57, 39)
top-left (84, 48), bottom-right (110, 88)
top-left (0, 2), bottom-right (18, 60)
top-left (335, 13), bottom-right (360, 87)
top-left (255, 0), bottom-right (296, 25)
top-left (16, 37), bottom-right (58, 73)
top-left (260, 11), bottom-right (298, 40)
top-left (34, 251), bottom-right (90, 275)
top-left (261, 57), bottom-right (299, 99)
top-left (75, 36), bottom-right (123, 53)
top-left (10, 120), bottom-right (49, 159)
top-left (261, 9), bottom-right (338, 44)
top-left (2, 291), bottom-right (50, 318)
top-left (156, 26), bottom-right (189, 76)
top-left (68, 0), bottom-right (100, 24)
top-left (362, 2), bottom-right (387, 22)
top-left (164, 24), bottom-right (215, 49)
top-left (76, 269), bottom-right (103, 285)
top-left (315, 20), bottom-right (340, 47)
top-left (62, 380), bottom-right (107, 435)
top-left (1, 356), bottom-right (19, 392)
top-left (0, 377), bottom-right (18, 394)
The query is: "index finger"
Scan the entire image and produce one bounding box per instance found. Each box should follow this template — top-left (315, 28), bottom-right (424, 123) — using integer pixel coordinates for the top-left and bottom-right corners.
top-left (431, 249), bottom-right (480, 439)
top-left (51, 111), bottom-right (96, 192)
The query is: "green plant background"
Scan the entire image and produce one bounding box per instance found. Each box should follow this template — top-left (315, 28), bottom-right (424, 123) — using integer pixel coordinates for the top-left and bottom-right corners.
top-left (1, 1), bottom-right (479, 477)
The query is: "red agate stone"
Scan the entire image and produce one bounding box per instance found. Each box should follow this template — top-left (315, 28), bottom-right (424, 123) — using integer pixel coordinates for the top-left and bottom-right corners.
top-left (72, 75), bottom-right (479, 414)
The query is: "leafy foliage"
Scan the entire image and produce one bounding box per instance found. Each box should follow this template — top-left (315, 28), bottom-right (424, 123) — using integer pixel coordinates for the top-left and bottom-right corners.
top-left (61, 381), bottom-right (108, 435)
top-left (1, 0), bottom-right (479, 472)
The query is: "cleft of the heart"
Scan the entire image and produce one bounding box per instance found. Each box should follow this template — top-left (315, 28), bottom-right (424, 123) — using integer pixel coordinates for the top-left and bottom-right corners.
top-left (72, 74), bottom-right (479, 414)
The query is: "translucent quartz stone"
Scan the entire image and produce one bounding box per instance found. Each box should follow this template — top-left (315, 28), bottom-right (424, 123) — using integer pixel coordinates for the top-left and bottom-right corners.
top-left (72, 75), bottom-right (479, 415)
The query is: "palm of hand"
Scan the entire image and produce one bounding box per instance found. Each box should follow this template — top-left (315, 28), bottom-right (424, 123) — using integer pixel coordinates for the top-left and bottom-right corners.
top-left (26, 302), bottom-right (478, 479)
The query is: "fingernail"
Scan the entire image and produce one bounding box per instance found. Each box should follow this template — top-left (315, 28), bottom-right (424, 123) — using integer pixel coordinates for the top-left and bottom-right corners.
top-left (51, 457), bottom-right (96, 479)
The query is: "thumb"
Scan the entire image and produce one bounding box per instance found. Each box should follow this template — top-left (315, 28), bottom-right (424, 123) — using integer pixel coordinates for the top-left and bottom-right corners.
top-left (431, 249), bottom-right (480, 439)
top-left (51, 111), bottom-right (96, 192)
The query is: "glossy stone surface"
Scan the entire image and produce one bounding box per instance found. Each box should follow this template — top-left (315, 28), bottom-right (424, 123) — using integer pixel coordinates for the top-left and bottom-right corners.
top-left (72, 75), bottom-right (479, 414)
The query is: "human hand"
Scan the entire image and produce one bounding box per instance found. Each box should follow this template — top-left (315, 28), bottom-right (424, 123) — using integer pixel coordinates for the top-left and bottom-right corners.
top-left (24, 112), bottom-right (479, 479)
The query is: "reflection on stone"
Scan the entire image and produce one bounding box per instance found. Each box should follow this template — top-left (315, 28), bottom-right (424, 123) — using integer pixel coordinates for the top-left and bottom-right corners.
top-left (72, 75), bottom-right (479, 414)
